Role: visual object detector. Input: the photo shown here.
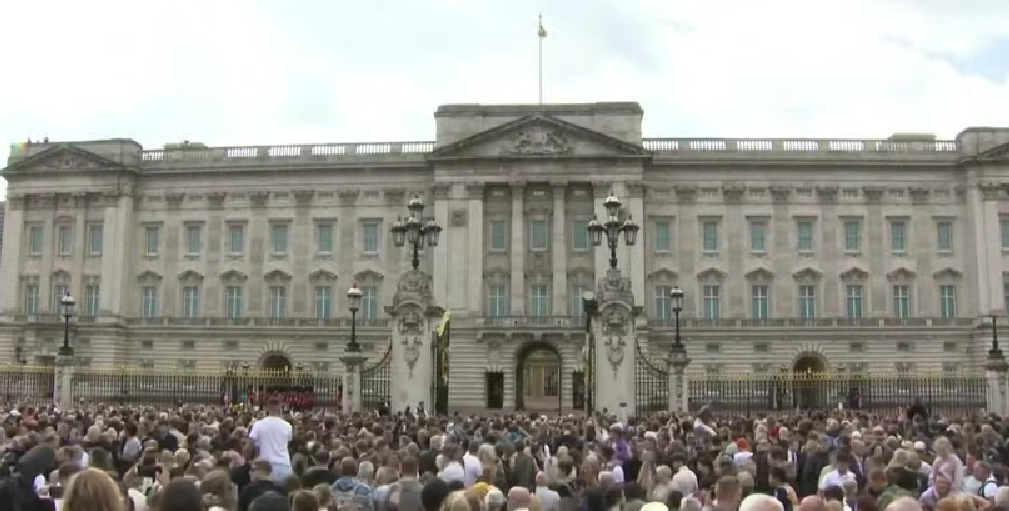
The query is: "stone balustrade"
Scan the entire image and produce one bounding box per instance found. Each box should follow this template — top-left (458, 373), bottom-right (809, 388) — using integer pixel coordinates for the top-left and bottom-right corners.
top-left (7, 314), bottom-right (389, 328)
top-left (129, 137), bottom-right (961, 167)
top-left (646, 317), bottom-right (976, 328)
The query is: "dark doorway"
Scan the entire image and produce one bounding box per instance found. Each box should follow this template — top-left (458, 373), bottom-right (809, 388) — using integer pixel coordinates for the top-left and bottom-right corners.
top-left (572, 370), bottom-right (585, 411)
top-left (792, 354), bottom-right (828, 409)
top-left (515, 342), bottom-right (562, 412)
top-left (486, 372), bottom-right (504, 409)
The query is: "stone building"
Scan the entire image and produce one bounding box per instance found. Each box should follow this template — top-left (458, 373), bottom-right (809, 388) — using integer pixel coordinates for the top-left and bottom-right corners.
top-left (2, 102), bottom-right (1008, 412)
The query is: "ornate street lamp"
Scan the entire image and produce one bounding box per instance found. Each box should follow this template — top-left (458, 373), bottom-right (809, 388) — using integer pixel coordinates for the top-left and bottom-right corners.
top-left (670, 286), bottom-right (685, 351)
top-left (59, 292), bottom-right (75, 357)
top-left (347, 284), bottom-right (363, 352)
top-left (391, 195), bottom-right (443, 270)
top-left (587, 191), bottom-right (640, 269)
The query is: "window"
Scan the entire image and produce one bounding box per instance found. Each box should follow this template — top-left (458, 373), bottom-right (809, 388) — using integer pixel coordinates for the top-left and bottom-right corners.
top-left (182, 285), bottom-right (200, 318)
top-left (528, 284), bottom-right (550, 317)
top-left (57, 226), bottom-right (74, 255)
top-left (846, 285), bottom-right (864, 319)
top-left (269, 286), bottom-right (286, 318)
top-left (798, 285), bottom-right (816, 319)
top-left (751, 285), bottom-right (770, 318)
top-left (314, 286), bottom-right (332, 319)
top-left (529, 219), bottom-right (549, 251)
top-left (749, 220), bottom-right (766, 253)
top-left (52, 284), bottom-right (69, 313)
top-left (185, 224), bottom-right (202, 256)
top-left (701, 220), bottom-right (719, 253)
top-left (488, 284), bottom-right (508, 318)
top-left (1002, 218), bottom-right (1009, 249)
top-left (843, 219), bottom-right (861, 252)
top-left (362, 221), bottom-right (380, 255)
top-left (654, 285), bottom-right (672, 320)
top-left (572, 220), bottom-right (589, 251)
top-left (140, 286), bottom-right (158, 318)
top-left (796, 220), bottom-right (814, 252)
top-left (890, 219), bottom-right (907, 254)
top-left (570, 284), bottom-right (587, 318)
top-left (489, 220), bottom-right (507, 251)
top-left (653, 220), bottom-right (672, 252)
top-left (936, 220), bottom-right (953, 252)
top-left (316, 223), bottom-right (334, 254)
top-left (87, 224), bottom-right (103, 255)
top-left (270, 223), bottom-right (289, 254)
top-left (23, 283), bottom-right (39, 316)
top-left (27, 226), bottom-right (43, 255)
top-left (702, 285), bottom-right (720, 319)
top-left (84, 284), bottom-right (100, 317)
top-left (225, 286), bottom-right (244, 318)
top-left (360, 285), bottom-right (379, 319)
top-left (892, 285), bottom-right (910, 318)
top-left (144, 225), bottom-right (160, 256)
top-left (227, 224), bottom-right (245, 254)
top-left (940, 285), bottom-right (957, 318)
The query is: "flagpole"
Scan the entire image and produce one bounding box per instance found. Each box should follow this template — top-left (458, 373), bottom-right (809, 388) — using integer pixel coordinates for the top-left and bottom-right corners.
top-left (538, 13), bottom-right (544, 105)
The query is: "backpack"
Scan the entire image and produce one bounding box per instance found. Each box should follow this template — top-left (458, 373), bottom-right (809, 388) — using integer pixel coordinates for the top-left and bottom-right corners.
top-left (977, 478), bottom-right (997, 498)
top-left (334, 481), bottom-right (372, 511)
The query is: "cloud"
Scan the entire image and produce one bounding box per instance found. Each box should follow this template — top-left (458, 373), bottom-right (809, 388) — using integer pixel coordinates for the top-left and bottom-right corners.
top-left (2, 0), bottom-right (1008, 199)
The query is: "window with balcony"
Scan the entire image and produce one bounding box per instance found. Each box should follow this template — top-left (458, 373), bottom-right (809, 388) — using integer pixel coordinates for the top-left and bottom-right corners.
top-left (83, 283), bottom-right (100, 317)
top-left (360, 285), bottom-right (379, 319)
top-left (751, 285), bottom-right (770, 318)
top-left (570, 284), bottom-right (587, 318)
top-left (182, 285), bottom-right (200, 318)
top-left (314, 286), bottom-right (332, 319)
top-left (52, 283), bottom-right (69, 313)
top-left (488, 284), bottom-right (508, 319)
top-left (268, 286), bottom-right (287, 318)
top-left (702, 285), bottom-right (720, 319)
top-left (56, 225), bottom-right (74, 255)
top-left (225, 286), bottom-right (244, 318)
top-left (527, 283), bottom-right (550, 317)
top-left (27, 226), bottom-right (44, 255)
top-left (22, 282), bottom-right (39, 317)
top-left (87, 224), bottom-right (103, 255)
top-left (654, 285), bottom-right (672, 320)
top-left (846, 285), bottom-right (864, 319)
top-left (140, 286), bottom-right (158, 318)
top-left (798, 285), bottom-right (816, 319)
top-left (892, 284), bottom-right (911, 318)
top-left (940, 285), bottom-right (957, 318)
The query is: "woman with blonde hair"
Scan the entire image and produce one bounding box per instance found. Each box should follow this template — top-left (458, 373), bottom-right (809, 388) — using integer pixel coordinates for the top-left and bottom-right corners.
top-left (439, 491), bottom-right (474, 511)
top-left (63, 468), bottom-right (127, 511)
top-left (201, 469), bottom-right (238, 511)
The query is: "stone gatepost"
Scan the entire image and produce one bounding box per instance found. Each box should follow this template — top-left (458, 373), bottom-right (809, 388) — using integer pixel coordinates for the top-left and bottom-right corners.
top-left (668, 344), bottom-right (691, 415)
top-left (340, 354), bottom-right (366, 414)
top-left (593, 269), bottom-right (638, 415)
top-left (985, 345), bottom-right (1009, 417)
top-left (385, 269), bottom-right (441, 414)
top-left (53, 354), bottom-right (75, 411)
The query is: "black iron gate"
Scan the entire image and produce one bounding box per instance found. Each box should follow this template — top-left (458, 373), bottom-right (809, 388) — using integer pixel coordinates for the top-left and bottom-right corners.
top-left (635, 340), bottom-right (668, 414)
top-left (360, 345), bottom-right (392, 411)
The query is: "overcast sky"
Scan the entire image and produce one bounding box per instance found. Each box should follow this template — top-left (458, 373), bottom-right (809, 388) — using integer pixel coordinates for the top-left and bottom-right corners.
top-left (2, 0), bottom-right (1009, 199)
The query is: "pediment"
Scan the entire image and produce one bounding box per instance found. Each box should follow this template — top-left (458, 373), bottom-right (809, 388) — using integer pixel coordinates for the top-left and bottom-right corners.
top-left (696, 267), bottom-right (727, 281)
top-left (886, 267), bottom-right (916, 280)
top-left (177, 270), bottom-right (204, 282)
top-left (745, 267), bottom-right (774, 281)
top-left (137, 270), bottom-right (163, 282)
top-left (220, 269), bottom-right (248, 282)
top-left (308, 269), bottom-right (338, 282)
top-left (353, 269), bottom-right (384, 283)
top-left (840, 266), bottom-right (869, 280)
top-left (969, 141), bottom-right (1009, 163)
top-left (428, 114), bottom-right (648, 161)
top-left (264, 269), bottom-right (292, 282)
top-left (647, 267), bottom-right (678, 281)
top-left (938, 267), bottom-right (963, 280)
top-left (3, 144), bottom-right (127, 175)
top-left (792, 266), bottom-right (822, 280)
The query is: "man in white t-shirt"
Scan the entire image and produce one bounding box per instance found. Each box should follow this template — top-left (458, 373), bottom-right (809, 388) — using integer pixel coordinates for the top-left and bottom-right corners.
top-left (249, 396), bottom-right (293, 482)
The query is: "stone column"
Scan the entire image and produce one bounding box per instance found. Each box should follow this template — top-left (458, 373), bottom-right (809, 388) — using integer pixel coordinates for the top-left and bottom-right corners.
top-left (592, 269), bottom-right (637, 415)
top-left (551, 182), bottom-right (567, 315)
top-left (668, 345), bottom-right (691, 414)
top-left (385, 269), bottom-right (441, 413)
top-left (510, 183), bottom-right (526, 315)
top-left (340, 354), bottom-right (366, 413)
top-left (1, 195), bottom-right (24, 318)
top-left (985, 345), bottom-right (1009, 417)
top-left (53, 354), bottom-right (75, 410)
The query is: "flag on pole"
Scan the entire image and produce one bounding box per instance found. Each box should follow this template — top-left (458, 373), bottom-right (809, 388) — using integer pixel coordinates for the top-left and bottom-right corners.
top-left (538, 14), bottom-right (548, 38)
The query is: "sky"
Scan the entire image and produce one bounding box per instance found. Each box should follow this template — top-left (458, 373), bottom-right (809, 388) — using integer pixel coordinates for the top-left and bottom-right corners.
top-left (2, 0), bottom-right (1009, 199)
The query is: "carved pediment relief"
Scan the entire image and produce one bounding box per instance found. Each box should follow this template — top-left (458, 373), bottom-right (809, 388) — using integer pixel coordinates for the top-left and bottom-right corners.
top-left (886, 267), bottom-right (916, 281)
top-left (354, 269), bottom-right (384, 283)
top-left (428, 114), bottom-right (648, 160)
top-left (647, 268), bottom-right (678, 281)
top-left (966, 141), bottom-right (1009, 163)
top-left (178, 270), bottom-right (204, 282)
top-left (839, 266), bottom-right (869, 280)
top-left (3, 144), bottom-right (128, 175)
top-left (696, 267), bottom-right (727, 281)
top-left (484, 268), bottom-right (510, 284)
top-left (220, 269), bottom-right (248, 282)
top-left (308, 269), bottom-right (338, 282)
top-left (744, 267), bottom-right (774, 281)
top-left (137, 270), bottom-right (163, 282)
top-left (792, 266), bottom-right (823, 280)
top-left (937, 267), bottom-right (963, 280)
top-left (52, 269), bottom-right (71, 281)
top-left (264, 269), bottom-right (292, 282)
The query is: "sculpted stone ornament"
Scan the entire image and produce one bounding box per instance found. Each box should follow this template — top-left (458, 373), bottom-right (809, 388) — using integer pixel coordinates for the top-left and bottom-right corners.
top-left (602, 310), bottom-right (628, 337)
top-left (398, 308), bottom-right (423, 335)
top-left (604, 336), bottom-right (626, 378)
top-left (503, 126), bottom-right (572, 156)
top-left (401, 336), bottom-right (423, 376)
top-left (597, 269), bottom-right (634, 309)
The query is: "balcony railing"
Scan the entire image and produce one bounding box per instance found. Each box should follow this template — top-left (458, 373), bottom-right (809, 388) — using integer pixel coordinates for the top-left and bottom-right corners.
top-left (475, 316), bottom-right (578, 328)
top-left (127, 317), bottom-right (390, 328)
top-left (646, 317), bottom-right (976, 328)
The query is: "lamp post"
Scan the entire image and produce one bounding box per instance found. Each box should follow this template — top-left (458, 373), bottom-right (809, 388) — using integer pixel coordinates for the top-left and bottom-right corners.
top-left (59, 292), bottom-right (75, 357)
top-left (581, 291), bottom-right (599, 415)
top-left (587, 192), bottom-right (640, 269)
top-left (347, 284), bottom-right (363, 352)
top-left (670, 286), bottom-right (685, 351)
top-left (391, 195), bottom-right (443, 270)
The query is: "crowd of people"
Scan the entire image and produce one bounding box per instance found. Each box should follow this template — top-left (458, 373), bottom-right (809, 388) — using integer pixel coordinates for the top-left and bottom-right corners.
top-left (1, 395), bottom-right (1007, 511)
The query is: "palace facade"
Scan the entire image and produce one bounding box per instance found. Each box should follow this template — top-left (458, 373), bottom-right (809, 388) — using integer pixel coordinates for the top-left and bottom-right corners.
top-left (2, 102), bottom-right (1009, 410)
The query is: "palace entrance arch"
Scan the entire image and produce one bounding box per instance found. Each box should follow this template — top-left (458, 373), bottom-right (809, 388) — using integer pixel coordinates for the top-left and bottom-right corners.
top-left (792, 353), bottom-right (828, 409)
top-left (515, 342), bottom-right (562, 412)
top-left (259, 353), bottom-right (294, 395)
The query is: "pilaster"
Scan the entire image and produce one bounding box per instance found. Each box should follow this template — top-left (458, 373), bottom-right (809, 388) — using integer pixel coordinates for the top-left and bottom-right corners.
top-left (467, 184), bottom-right (485, 315)
top-left (551, 183), bottom-right (566, 315)
top-left (510, 183), bottom-right (525, 315)
top-left (668, 346), bottom-right (691, 414)
top-left (625, 182), bottom-right (646, 303)
top-left (1, 196), bottom-right (24, 317)
top-left (593, 269), bottom-right (636, 414)
top-left (385, 269), bottom-right (440, 413)
top-left (53, 355), bottom-right (75, 410)
top-left (340, 354), bottom-right (367, 413)
top-left (431, 184), bottom-right (451, 307)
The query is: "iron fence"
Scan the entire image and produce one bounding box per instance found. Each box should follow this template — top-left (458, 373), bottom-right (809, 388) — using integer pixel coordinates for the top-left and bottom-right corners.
top-left (687, 371), bottom-right (988, 417)
top-left (0, 364), bottom-right (55, 406)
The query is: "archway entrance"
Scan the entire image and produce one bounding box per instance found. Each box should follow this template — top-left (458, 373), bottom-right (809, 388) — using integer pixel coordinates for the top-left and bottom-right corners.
top-left (792, 354), bottom-right (827, 409)
top-left (515, 343), bottom-right (562, 412)
top-left (262, 354), bottom-right (292, 372)
top-left (257, 353), bottom-right (294, 403)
